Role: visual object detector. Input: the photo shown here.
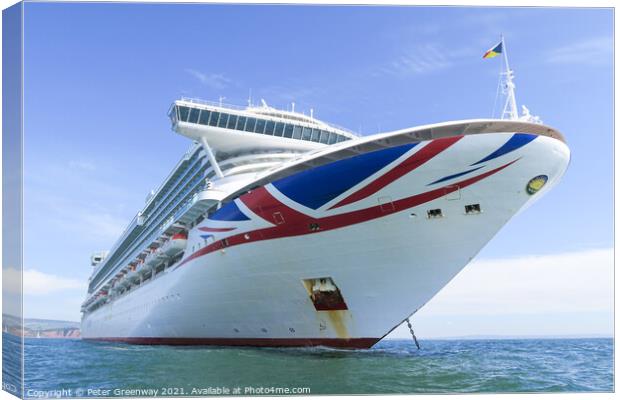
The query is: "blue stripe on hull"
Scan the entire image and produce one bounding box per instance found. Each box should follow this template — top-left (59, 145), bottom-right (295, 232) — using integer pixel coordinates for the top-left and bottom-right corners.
top-left (428, 165), bottom-right (485, 186)
top-left (272, 143), bottom-right (417, 209)
top-left (210, 201), bottom-right (250, 221)
top-left (472, 133), bottom-right (536, 166)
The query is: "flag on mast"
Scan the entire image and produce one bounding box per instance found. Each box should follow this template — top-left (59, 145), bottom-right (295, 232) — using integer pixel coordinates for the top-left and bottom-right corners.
top-left (483, 41), bottom-right (503, 59)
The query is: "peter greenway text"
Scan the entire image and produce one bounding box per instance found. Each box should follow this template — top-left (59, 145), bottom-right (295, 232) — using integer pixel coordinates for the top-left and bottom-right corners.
top-left (25, 386), bottom-right (312, 397)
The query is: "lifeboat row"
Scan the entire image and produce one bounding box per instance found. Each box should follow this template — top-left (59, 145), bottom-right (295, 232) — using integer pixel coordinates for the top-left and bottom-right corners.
top-left (107, 232), bottom-right (188, 294)
top-left (83, 288), bottom-right (110, 311)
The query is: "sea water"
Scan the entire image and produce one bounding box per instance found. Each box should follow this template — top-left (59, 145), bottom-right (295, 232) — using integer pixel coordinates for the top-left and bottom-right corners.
top-left (2, 334), bottom-right (613, 396)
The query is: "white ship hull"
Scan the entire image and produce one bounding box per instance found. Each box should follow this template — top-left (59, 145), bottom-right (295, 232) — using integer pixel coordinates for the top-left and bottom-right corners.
top-left (82, 132), bottom-right (569, 348)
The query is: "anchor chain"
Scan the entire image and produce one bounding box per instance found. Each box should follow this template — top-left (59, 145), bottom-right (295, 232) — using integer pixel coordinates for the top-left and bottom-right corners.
top-left (406, 318), bottom-right (420, 350)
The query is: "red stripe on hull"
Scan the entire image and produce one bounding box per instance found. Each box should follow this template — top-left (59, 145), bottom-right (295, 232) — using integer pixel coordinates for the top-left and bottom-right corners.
top-left (198, 227), bottom-right (236, 232)
top-left (179, 158), bottom-right (518, 267)
top-left (330, 136), bottom-right (464, 209)
top-left (83, 337), bottom-right (380, 349)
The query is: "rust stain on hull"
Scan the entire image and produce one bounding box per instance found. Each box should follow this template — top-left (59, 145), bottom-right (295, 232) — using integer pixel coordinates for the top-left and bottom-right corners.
top-left (324, 310), bottom-right (351, 339)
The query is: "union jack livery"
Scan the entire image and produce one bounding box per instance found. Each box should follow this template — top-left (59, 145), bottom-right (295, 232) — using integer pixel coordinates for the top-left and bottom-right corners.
top-left (81, 51), bottom-right (569, 347)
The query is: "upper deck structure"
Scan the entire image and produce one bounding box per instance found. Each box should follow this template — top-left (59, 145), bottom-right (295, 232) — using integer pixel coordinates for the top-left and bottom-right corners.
top-left (84, 100), bottom-right (358, 305)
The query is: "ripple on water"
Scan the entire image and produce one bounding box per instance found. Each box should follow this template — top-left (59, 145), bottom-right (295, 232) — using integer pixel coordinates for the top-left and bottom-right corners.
top-left (14, 336), bottom-right (613, 394)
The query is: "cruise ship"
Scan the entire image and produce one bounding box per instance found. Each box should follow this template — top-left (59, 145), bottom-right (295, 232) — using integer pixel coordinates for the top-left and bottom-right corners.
top-left (81, 43), bottom-right (570, 348)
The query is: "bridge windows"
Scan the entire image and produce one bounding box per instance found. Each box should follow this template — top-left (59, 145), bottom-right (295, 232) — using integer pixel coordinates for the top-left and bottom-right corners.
top-left (174, 105), bottom-right (352, 145)
top-left (284, 124), bottom-right (294, 138)
top-left (245, 117), bottom-right (256, 132)
top-left (302, 127), bottom-right (312, 140)
top-left (208, 111), bottom-right (220, 127)
top-left (217, 113), bottom-right (229, 128)
top-left (328, 132), bottom-right (338, 144)
top-left (255, 119), bottom-right (266, 134)
top-left (320, 130), bottom-right (330, 144)
top-left (188, 107), bottom-right (200, 123)
top-left (274, 122), bottom-right (285, 137)
top-left (227, 114), bottom-right (237, 130)
top-left (236, 116), bottom-right (247, 131)
top-left (311, 128), bottom-right (320, 142)
top-left (178, 106), bottom-right (190, 122)
top-left (265, 120), bottom-right (275, 135)
top-left (199, 109), bottom-right (211, 125)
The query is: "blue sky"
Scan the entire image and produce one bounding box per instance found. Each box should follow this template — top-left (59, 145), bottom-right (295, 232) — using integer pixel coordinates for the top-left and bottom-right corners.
top-left (17, 4), bottom-right (613, 336)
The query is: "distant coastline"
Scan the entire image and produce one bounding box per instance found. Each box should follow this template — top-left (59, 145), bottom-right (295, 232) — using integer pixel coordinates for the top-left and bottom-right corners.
top-left (3, 314), bottom-right (80, 339)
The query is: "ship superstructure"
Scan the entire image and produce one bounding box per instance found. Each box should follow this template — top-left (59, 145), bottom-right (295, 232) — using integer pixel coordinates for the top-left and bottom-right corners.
top-left (83, 99), bottom-right (357, 312)
top-left (81, 42), bottom-right (570, 347)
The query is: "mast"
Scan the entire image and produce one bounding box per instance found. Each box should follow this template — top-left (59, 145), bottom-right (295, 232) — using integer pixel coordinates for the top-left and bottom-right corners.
top-left (500, 35), bottom-right (519, 120)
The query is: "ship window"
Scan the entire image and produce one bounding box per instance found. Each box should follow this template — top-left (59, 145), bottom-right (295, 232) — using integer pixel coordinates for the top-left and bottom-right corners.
top-left (427, 209), bottom-right (443, 218)
top-left (169, 105), bottom-right (179, 122)
top-left (245, 118), bottom-right (256, 132)
top-left (319, 130), bottom-right (330, 144)
top-left (302, 127), bottom-right (312, 141)
top-left (255, 119), bottom-right (266, 134)
top-left (274, 122), bottom-right (285, 137)
top-left (209, 112), bottom-right (220, 126)
top-left (227, 114), bottom-right (237, 130)
top-left (265, 120), bottom-right (275, 135)
top-left (311, 128), bottom-right (320, 142)
top-left (218, 113), bottom-right (229, 128)
top-left (236, 116), bottom-right (247, 131)
top-left (188, 108), bottom-right (200, 123)
top-left (292, 125), bottom-right (302, 139)
top-left (337, 135), bottom-right (347, 143)
top-left (284, 124), bottom-right (294, 138)
top-left (178, 106), bottom-right (190, 122)
top-left (198, 109), bottom-right (211, 125)
top-left (328, 132), bottom-right (338, 144)
top-left (465, 204), bottom-right (481, 214)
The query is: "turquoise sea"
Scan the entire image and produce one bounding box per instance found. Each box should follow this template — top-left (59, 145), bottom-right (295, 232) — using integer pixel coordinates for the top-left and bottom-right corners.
top-left (2, 334), bottom-right (614, 396)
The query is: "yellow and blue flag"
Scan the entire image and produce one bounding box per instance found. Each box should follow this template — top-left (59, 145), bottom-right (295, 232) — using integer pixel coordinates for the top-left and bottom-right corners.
top-left (483, 41), bottom-right (503, 59)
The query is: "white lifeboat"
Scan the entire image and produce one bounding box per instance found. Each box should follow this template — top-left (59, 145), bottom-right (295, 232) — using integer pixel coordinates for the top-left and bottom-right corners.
top-left (144, 251), bottom-right (159, 269)
top-left (117, 270), bottom-right (130, 287)
top-left (138, 259), bottom-right (153, 276)
top-left (125, 265), bottom-right (140, 284)
top-left (161, 232), bottom-right (188, 257)
top-left (155, 249), bottom-right (168, 261)
top-left (92, 292), bottom-right (107, 307)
